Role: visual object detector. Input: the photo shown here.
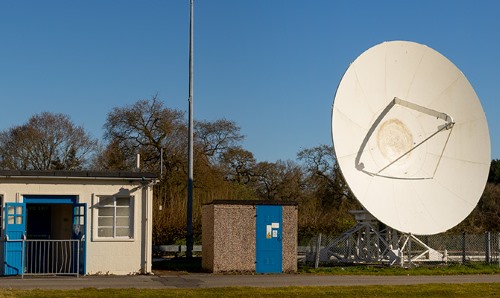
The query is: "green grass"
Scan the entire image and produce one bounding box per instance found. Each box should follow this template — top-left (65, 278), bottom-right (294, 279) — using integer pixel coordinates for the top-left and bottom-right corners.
top-left (0, 283), bottom-right (499, 298)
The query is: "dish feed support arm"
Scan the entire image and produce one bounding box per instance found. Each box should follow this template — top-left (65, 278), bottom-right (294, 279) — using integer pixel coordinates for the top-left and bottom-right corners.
top-left (393, 97), bottom-right (454, 126)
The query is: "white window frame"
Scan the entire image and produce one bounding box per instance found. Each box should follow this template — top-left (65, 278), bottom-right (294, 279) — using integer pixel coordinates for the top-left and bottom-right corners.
top-left (92, 195), bottom-right (134, 242)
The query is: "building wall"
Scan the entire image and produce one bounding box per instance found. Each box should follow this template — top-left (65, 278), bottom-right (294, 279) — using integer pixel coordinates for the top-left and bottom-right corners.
top-left (0, 177), bottom-right (153, 275)
top-left (202, 202), bottom-right (297, 273)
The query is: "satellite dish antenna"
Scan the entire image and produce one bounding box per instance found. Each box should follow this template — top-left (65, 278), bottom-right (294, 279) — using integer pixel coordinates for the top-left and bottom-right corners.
top-left (331, 41), bottom-right (490, 236)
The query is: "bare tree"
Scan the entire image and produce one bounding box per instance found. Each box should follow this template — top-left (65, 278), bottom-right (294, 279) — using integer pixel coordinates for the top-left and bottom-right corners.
top-left (195, 119), bottom-right (244, 164)
top-left (101, 95), bottom-right (186, 173)
top-left (489, 159), bottom-right (500, 183)
top-left (298, 144), bottom-right (354, 205)
top-left (296, 145), bottom-right (360, 236)
top-left (221, 147), bottom-right (256, 184)
top-left (0, 112), bottom-right (97, 170)
top-left (252, 160), bottom-right (304, 201)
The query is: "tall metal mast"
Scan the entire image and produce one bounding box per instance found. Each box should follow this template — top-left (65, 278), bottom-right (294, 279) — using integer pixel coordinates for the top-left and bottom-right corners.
top-left (186, 0), bottom-right (194, 258)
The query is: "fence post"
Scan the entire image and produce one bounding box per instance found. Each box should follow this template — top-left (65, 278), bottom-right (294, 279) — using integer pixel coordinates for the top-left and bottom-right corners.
top-left (408, 236), bottom-right (413, 265)
top-left (314, 233), bottom-right (322, 269)
top-left (461, 231), bottom-right (466, 264)
top-left (21, 239), bottom-right (25, 279)
top-left (485, 231), bottom-right (491, 264)
top-left (76, 240), bottom-right (80, 278)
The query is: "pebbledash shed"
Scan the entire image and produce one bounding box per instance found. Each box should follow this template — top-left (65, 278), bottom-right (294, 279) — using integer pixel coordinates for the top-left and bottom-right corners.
top-left (202, 200), bottom-right (298, 274)
top-left (0, 170), bottom-right (157, 276)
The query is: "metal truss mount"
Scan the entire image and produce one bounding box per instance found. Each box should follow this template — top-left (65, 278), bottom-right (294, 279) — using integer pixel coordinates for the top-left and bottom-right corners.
top-left (319, 210), bottom-right (445, 266)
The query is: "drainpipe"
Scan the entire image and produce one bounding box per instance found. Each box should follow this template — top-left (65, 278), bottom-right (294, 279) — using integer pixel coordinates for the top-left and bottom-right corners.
top-left (143, 185), bottom-right (151, 273)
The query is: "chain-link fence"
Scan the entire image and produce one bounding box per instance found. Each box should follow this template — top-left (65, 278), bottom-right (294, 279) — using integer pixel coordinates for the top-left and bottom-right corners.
top-left (299, 232), bottom-right (500, 267)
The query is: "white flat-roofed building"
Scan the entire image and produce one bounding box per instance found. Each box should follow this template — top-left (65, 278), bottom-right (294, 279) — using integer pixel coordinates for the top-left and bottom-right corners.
top-left (0, 170), bottom-right (157, 276)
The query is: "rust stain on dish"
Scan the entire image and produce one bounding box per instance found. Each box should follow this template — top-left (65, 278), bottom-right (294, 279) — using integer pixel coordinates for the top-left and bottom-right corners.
top-left (377, 118), bottom-right (413, 162)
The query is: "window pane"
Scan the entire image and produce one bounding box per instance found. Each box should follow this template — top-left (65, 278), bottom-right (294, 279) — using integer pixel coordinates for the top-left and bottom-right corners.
top-left (116, 207), bottom-right (129, 216)
top-left (16, 206), bottom-right (22, 214)
top-left (8, 206), bottom-right (14, 215)
top-left (98, 207), bottom-right (114, 216)
top-left (116, 228), bottom-right (131, 237)
top-left (116, 217), bottom-right (129, 226)
top-left (15, 215), bottom-right (22, 224)
top-left (98, 217), bottom-right (113, 226)
top-left (98, 227), bottom-right (113, 237)
top-left (99, 197), bottom-right (114, 206)
top-left (116, 197), bottom-right (129, 206)
top-left (95, 196), bottom-right (133, 239)
top-left (8, 216), bottom-right (14, 224)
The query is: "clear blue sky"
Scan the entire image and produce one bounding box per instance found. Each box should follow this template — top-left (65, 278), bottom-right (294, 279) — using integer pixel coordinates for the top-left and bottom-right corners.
top-left (1, 1), bottom-right (498, 162)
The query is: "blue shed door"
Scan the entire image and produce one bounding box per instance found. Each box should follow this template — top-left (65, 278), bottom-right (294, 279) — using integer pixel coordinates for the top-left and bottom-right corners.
top-left (256, 205), bottom-right (282, 273)
top-left (3, 203), bottom-right (26, 275)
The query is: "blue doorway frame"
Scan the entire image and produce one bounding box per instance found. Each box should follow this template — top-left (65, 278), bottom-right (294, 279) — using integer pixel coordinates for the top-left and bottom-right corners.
top-left (3, 203), bottom-right (26, 275)
top-left (24, 195), bottom-right (76, 204)
top-left (3, 195), bottom-right (86, 276)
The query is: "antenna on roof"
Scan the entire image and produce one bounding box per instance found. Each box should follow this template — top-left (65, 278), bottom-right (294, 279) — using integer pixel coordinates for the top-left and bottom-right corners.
top-left (136, 153), bottom-right (140, 171)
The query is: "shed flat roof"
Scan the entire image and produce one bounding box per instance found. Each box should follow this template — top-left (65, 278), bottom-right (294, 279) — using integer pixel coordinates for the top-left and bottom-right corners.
top-left (0, 170), bottom-right (157, 180)
top-left (205, 200), bottom-right (298, 206)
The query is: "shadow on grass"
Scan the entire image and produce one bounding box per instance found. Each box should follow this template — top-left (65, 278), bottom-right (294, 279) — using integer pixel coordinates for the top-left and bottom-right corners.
top-left (298, 262), bottom-right (500, 275)
top-left (152, 257), bottom-right (500, 276)
top-left (152, 257), bottom-right (205, 274)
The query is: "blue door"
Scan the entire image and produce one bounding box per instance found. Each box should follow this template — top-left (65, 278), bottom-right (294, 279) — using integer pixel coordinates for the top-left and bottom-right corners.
top-left (3, 203), bottom-right (26, 275)
top-left (73, 203), bottom-right (86, 275)
top-left (256, 205), bottom-right (282, 273)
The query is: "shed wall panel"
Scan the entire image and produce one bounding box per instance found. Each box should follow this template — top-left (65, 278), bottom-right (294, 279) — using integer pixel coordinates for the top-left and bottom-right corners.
top-left (213, 205), bottom-right (256, 272)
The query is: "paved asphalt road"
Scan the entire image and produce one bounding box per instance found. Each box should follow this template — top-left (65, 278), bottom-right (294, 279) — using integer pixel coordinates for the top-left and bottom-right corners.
top-left (0, 274), bottom-right (499, 290)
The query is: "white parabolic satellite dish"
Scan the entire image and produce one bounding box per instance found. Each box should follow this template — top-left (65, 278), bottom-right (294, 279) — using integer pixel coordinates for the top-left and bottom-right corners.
top-left (331, 41), bottom-right (491, 235)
